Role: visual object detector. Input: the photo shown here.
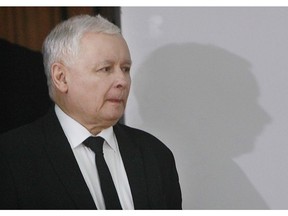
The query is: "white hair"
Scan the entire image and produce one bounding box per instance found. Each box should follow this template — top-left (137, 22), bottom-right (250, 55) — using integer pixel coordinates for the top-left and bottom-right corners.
top-left (42, 14), bottom-right (121, 98)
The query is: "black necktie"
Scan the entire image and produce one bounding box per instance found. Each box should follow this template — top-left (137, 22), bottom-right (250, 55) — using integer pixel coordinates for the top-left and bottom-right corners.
top-left (83, 136), bottom-right (122, 210)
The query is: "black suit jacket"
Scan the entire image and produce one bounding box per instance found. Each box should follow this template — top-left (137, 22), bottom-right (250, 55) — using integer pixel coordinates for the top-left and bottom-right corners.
top-left (0, 108), bottom-right (182, 209)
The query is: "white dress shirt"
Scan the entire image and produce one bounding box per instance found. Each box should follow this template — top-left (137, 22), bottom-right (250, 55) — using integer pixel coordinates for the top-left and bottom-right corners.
top-left (55, 105), bottom-right (134, 209)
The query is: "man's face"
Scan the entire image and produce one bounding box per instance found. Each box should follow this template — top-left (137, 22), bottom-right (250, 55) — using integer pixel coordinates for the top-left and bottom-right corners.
top-left (64, 32), bottom-right (131, 132)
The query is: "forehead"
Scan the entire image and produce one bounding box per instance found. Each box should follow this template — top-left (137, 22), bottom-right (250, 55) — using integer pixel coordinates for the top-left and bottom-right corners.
top-left (79, 32), bottom-right (131, 62)
top-left (80, 32), bottom-right (127, 50)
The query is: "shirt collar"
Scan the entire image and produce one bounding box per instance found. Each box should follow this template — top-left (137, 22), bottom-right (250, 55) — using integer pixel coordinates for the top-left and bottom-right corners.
top-left (54, 105), bottom-right (116, 152)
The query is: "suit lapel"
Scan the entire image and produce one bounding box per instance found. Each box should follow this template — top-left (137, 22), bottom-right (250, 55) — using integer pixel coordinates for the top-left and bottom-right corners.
top-left (40, 109), bottom-right (151, 209)
top-left (41, 108), bottom-right (96, 209)
top-left (114, 124), bottom-right (150, 209)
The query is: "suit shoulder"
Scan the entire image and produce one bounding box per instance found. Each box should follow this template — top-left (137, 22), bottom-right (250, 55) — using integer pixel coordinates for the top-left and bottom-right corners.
top-left (0, 116), bottom-right (43, 137)
top-left (114, 123), bottom-right (174, 156)
top-left (0, 117), bottom-right (44, 151)
top-left (115, 123), bottom-right (162, 143)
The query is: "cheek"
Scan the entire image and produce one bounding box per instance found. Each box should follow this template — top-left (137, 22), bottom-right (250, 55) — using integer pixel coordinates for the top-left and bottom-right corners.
top-left (125, 88), bottom-right (131, 101)
top-left (68, 72), bottom-right (87, 92)
top-left (126, 78), bottom-right (132, 93)
top-left (69, 78), bottom-right (100, 105)
top-left (127, 78), bottom-right (132, 88)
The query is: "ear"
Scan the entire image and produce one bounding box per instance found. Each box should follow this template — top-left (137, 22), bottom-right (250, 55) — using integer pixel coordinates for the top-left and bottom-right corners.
top-left (51, 63), bottom-right (68, 93)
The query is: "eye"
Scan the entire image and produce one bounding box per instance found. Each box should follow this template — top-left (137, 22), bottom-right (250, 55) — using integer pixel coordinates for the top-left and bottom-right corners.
top-left (122, 66), bottom-right (131, 73)
top-left (98, 66), bottom-right (112, 73)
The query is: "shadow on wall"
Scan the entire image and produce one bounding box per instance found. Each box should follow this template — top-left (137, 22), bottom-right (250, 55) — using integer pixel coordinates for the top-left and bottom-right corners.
top-left (133, 43), bottom-right (271, 209)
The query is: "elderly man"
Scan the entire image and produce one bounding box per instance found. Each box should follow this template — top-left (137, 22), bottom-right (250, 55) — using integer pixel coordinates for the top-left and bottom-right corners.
top-left (0, 14), bottom-right (182, 209)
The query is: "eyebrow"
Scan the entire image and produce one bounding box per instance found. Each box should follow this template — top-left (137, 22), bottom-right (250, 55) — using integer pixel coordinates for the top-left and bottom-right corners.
top-left (92, 60), bottom-right (132, 71)
top-left (97, 59), bottom-right (132, 66)
top-left (122, 59), bottom-right (133, 65)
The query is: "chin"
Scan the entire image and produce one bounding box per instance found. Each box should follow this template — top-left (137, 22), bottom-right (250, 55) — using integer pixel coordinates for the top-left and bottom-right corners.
top-left (106, 115), bottom-right (122, 124)
top-left (102, 108), bottom-right (124, 124)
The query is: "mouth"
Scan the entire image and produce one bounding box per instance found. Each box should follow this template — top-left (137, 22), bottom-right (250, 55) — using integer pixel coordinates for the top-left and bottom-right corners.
top-left (106, 92), bottom-right (126, 105)
top-left (107, 98), bottom-right (124, 104)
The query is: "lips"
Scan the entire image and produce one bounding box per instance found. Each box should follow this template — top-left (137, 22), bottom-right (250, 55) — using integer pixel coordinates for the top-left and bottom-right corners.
top-left (106, 91), bottom-right (126, 104)
top-left (107, 98), bottom-right (123, 103)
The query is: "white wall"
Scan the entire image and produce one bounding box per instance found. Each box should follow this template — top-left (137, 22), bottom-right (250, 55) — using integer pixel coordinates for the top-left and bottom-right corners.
top-left (121, 7), bottom-right (288, 209)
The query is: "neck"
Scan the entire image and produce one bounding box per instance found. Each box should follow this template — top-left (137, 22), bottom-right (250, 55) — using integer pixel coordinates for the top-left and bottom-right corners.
top-left (55, 103), bottom-right (117, 136)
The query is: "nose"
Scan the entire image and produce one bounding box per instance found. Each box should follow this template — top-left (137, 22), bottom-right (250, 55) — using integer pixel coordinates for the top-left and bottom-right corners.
top-left (114, 67), bottom-right (131, 89)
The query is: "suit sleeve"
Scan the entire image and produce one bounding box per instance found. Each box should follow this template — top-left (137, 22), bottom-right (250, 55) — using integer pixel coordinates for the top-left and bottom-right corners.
top-left (138, 128), bottom-right (182, 209)
top-left (163, 150), bottom-right (182, 209)
top-left (0, 151), bottom-right (18, 209)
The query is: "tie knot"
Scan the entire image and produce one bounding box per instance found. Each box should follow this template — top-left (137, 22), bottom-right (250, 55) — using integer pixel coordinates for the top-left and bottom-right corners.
top-left (83, 136), bottom-right (104, 154)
